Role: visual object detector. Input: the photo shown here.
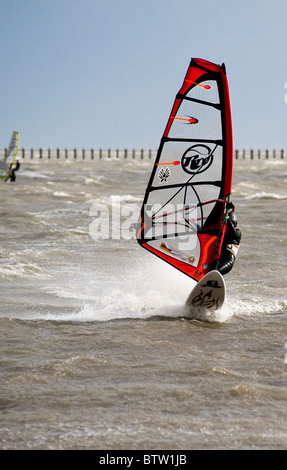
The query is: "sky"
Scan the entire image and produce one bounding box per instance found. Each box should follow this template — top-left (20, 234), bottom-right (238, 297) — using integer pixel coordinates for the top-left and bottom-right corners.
top-left (1, 0), bottom-right (287, 151)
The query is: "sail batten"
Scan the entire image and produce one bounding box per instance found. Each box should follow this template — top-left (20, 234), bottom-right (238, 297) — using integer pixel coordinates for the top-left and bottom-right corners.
top-left (137, 58), bottom-right (233, 282)
top-left (176, 94), bottom-right (221, 109)
top-left (163, 137), bottom-right (223, 144)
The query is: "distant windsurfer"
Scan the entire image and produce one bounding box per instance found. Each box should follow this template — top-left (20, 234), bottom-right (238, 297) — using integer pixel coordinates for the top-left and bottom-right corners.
top-left (8, 158), bottom-right (20, 182)
top-left (210, 205), bottom-right (242, 276)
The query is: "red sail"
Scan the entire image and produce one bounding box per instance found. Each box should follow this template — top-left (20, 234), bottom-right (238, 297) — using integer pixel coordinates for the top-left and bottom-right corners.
top-left (137, 58), bottom-right (233, 282)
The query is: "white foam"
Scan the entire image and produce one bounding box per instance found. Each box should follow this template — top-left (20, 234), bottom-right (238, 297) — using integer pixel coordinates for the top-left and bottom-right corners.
top-left (42, 256), bottom-right (236, 323)
top-left (244, 191), bottom-right (287, 200)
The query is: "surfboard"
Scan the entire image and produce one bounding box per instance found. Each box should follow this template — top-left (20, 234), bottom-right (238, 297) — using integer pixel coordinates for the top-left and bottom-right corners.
top-left (185, 270), bottom-right (225, 313)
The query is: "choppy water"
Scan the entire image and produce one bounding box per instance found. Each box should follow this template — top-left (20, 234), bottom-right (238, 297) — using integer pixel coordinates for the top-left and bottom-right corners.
top-left (1, 154), bottom-right (287, 450)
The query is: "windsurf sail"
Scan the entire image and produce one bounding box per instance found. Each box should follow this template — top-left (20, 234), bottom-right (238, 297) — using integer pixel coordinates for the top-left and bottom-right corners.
top-left (0, 131), bottom-right (20, 181)
top-left (136, 58), bottom-right (233, 282)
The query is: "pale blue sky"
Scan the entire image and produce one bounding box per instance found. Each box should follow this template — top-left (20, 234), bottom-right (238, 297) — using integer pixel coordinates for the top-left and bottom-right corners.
top-left (1, 0), bottom-right (287, 151)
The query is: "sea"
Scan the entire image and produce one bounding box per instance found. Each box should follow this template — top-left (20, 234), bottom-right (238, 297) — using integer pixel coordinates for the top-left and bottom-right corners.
top-left (0, 151), bottom-right (287, 451)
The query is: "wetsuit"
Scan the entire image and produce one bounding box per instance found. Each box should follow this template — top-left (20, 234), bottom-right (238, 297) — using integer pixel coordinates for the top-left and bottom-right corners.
top-left (8, 160), bottom-right (20, 182)
top-left (211, 218), bottom-right (242, 275)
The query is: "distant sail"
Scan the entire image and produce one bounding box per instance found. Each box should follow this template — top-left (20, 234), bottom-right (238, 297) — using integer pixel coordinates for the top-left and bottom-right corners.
top-left (0, 160), bottom-right (9, 181)
top-left (136, 58), bottom-right (233, 282)
top-left (0, 131), bottom-right (20, 181)
top-left (6, 131), bottom-right (20, 165)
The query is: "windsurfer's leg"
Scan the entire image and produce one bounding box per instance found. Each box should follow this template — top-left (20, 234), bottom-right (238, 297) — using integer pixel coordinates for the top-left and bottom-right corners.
top-left (217, 253), bottom-right (235, 276)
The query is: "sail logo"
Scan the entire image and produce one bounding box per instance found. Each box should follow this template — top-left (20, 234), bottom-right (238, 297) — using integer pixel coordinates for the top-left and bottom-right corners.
top-left (181, 144), bottom-right (213, 175)
top-left (158, 167), bottom-right (171, 183)
top-left (191, 288), bottom-right (222, 310)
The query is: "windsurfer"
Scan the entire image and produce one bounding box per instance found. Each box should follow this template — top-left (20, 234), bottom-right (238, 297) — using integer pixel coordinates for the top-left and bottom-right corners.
top-left (8, 158), bottom-right (20, 182)
top-left (210, 208), bottom-right (242, 276)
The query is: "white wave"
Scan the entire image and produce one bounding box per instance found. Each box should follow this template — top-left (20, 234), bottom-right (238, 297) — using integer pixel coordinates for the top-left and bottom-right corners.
top-left (84, 175), bottom-right (107, 186)
top-left (90, 194), bottom-right (142, 206)
top-left (76, 290), bottom-right (185, 322)
top-left (39, 255), bottom-right (287, 323)
top-left (41, 257), bottom-right (235, 323)
top-left (21, 170), bottom-right (50, 179)
top-left (225, 297), bottom-right (287, 317)
top-left (0, 262), bottom-right (50, 279)
top-left (244, 191), bottom-right (287, 200)
top-left (52, 191), bottom-right (71, 197)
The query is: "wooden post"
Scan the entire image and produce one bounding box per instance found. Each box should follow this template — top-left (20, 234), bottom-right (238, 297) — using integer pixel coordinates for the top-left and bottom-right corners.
top-left (7, 147), bottom-right (283, 161)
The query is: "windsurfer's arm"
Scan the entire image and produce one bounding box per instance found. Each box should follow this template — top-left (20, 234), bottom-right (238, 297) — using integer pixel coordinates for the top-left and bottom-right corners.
top-left (226, 201), bottom-right (235, 212)
top-left (227, 217), bottom-right (237, 237)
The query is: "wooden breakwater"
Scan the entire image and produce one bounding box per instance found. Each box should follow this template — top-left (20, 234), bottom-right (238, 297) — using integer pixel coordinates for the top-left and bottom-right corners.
top-left (0, 148), bottom-right (286, 160)
top-left (0, 148), bottom-right (156, 160)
